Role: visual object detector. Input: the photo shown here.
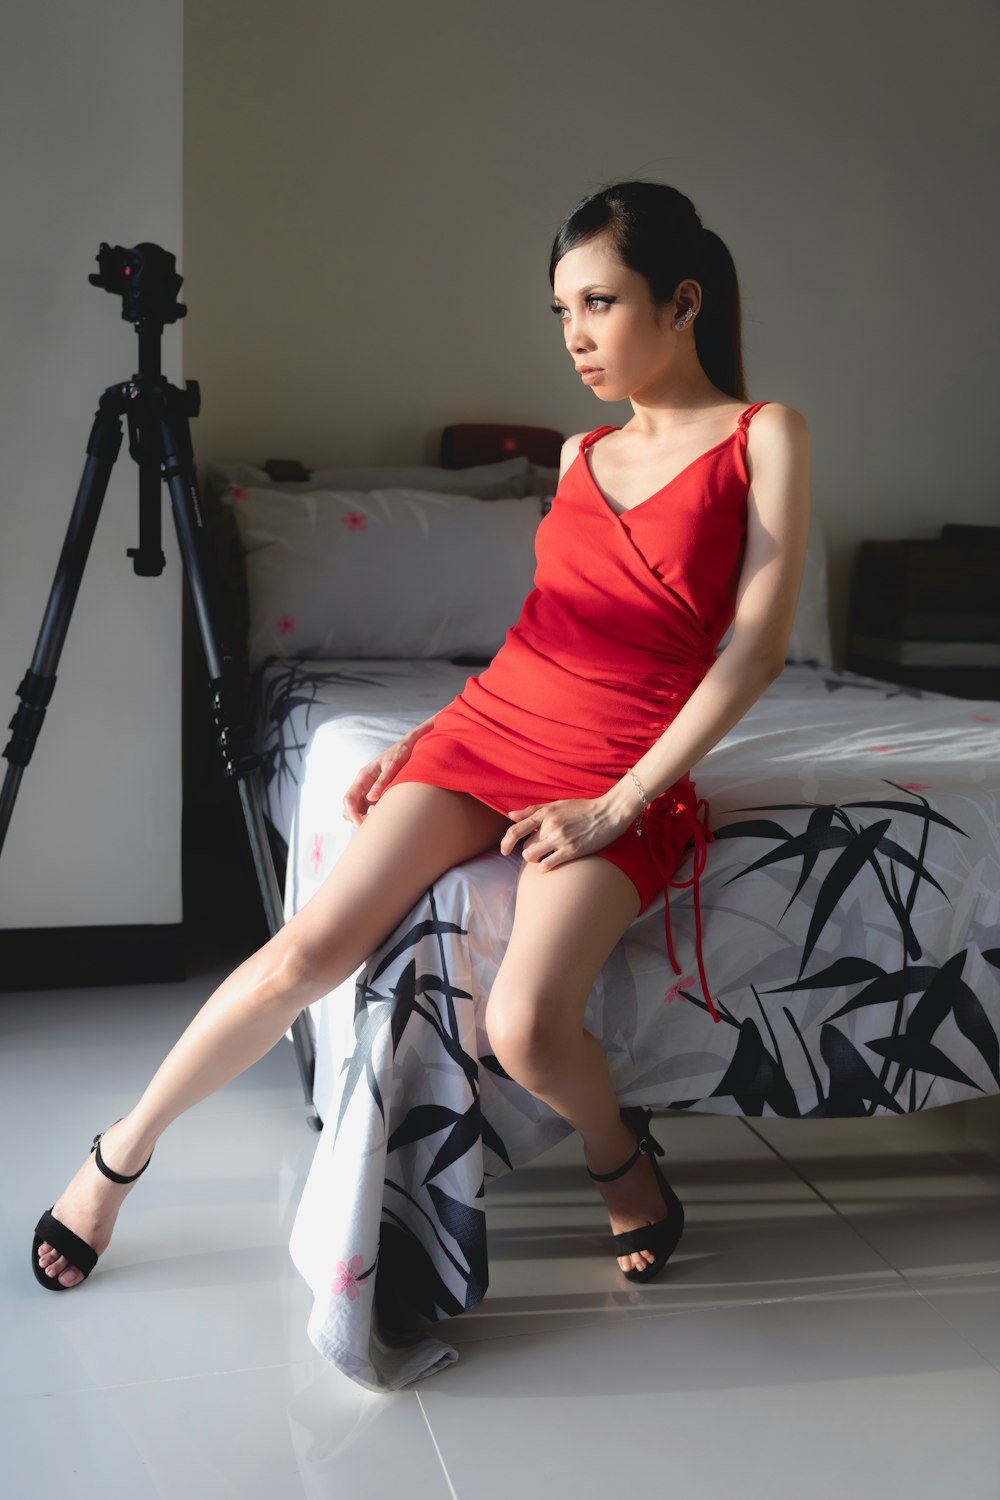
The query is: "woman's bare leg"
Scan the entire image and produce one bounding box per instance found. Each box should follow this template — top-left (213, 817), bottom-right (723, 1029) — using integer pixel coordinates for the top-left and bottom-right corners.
top-left (485, 854), bottom-right (669, 1275)
top-left (36, 782), bottom-right (510, 1286)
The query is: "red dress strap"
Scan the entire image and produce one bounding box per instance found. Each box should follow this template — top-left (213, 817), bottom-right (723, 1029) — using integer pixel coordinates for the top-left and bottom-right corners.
top-left (737, 401), bottom-right (770, 429)
top-left (641, 792), bottom-right (721, 1025)
top-left (663, 796), bottom-right (719, 1023)
top-left (579, 425), bottom-right (619, 451)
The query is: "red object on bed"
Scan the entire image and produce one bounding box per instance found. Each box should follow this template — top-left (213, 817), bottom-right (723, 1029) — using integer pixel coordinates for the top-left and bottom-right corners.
top-left (439, 422), bottom-right (564, 470)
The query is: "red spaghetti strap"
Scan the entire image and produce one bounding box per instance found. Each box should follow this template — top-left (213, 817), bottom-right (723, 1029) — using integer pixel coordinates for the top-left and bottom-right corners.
top-left (662, 880), bottom-right (683, 976)
top-left (737, 401), bottom-right (770, 429)
top-left (646, 793), bottom-right (721, 1025)
top-left (580, 425), bottom-right (618, 451)
top-left (665, 798), bottom-right (719, 1023)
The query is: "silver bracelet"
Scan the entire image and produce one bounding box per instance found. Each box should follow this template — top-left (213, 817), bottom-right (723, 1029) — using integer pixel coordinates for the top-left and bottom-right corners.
top-left (628, 765), bottom-right (649, 836)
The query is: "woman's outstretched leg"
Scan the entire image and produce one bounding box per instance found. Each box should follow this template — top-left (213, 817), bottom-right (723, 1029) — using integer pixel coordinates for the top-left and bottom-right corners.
top-left (35, 782), bottom-right (510, 1286)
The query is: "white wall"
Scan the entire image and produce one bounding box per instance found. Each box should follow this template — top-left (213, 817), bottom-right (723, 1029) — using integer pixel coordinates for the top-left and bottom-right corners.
top-left (0, 2), bottom-right (184, 929)
top-left (183, 0), bottom-right (999, 671)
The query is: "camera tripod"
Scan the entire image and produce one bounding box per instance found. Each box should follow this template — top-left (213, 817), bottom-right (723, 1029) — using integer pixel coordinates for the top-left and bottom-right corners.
top-left (0, 242), bottom-right (322, 1131)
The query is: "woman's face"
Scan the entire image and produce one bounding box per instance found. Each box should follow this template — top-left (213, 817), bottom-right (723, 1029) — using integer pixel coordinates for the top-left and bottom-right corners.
top-left (551, 234), bottom-right (697, 404)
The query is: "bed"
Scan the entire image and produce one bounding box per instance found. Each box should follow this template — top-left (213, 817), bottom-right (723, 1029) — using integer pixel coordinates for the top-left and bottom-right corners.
top-left (199, 424), bottom-right (1000, 1392)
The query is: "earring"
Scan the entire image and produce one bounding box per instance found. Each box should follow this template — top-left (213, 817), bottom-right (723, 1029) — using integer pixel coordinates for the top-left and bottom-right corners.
top-left (673, 307), bottom-right (695, 331)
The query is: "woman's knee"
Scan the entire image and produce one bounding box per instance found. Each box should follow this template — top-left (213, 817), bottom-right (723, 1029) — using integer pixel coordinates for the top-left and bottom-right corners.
top-left (271, 782), bottom-right (511, 994)
top-left (242, 929), bottom-right (322, 1009)
top-left (263, 905), bottom-right (364, 1003)
top-left (484, 987), bottom-right (565, 1075)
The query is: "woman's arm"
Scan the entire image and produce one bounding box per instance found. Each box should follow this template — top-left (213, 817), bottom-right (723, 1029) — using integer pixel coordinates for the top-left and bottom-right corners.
top-left (602, 403), bottom-right (812, 822)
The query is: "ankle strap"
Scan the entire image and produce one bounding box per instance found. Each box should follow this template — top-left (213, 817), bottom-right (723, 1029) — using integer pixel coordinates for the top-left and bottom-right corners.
top-left (587, 1133), bottom-right (649, 1182)
top-left (90, 1127), bottom-right (153, 1184)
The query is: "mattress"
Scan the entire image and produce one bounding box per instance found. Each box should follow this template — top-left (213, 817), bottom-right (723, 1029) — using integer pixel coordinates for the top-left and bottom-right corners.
top-left (247, 654), bottom-right (1000, 1389)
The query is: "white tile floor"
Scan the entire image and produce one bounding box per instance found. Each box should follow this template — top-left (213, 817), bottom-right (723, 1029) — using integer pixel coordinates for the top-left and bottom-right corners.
top-left (5, 938), bottom-right (1000, 1499)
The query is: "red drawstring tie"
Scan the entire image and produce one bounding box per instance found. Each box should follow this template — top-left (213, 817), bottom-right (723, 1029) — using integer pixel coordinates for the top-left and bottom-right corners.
top-left (643, 792), bottom-right (720, 1024)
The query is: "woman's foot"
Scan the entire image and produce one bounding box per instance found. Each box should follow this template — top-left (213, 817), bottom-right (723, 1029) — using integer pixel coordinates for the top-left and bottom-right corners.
top-left (584, 1118), bottom-right (671, 1274)
top-left (35, 1115), bottom-right (153, 1287)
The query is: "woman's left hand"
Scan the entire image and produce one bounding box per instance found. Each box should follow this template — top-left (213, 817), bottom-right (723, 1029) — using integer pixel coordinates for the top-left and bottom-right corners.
top-left (500, 795), bottom-right (636, 870)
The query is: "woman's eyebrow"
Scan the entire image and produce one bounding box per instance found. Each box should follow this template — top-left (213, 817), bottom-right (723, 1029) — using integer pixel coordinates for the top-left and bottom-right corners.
top-left (551, 285), bottom-right (613, 303)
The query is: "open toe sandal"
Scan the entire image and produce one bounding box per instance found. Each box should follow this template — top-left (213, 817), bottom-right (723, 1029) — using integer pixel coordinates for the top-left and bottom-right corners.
top-left (586, 1104), bottom-right (685, 1284)
top-left (31, 1118), bottom-right (153, 1291)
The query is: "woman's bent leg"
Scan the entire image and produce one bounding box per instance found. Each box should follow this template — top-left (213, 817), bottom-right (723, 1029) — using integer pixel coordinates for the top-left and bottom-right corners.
top-left (37, 782), bottom-right (510, 1285)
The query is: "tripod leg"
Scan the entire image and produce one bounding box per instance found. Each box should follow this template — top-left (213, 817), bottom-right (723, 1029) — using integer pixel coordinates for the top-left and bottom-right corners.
top-left (154, 391), bottom-right (321, 1128)
top-left (1, 395), bottom-right (125, 857)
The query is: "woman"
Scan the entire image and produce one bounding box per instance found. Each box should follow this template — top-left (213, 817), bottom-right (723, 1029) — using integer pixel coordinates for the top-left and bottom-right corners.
top-left (32, 179), bottom-right (810, 1292)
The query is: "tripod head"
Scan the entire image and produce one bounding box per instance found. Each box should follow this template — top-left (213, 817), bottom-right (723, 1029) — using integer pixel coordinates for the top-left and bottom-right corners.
top-left (83, 241), bottom-right (200, 576)
top-left (89, 241), bottom-right (186, 328)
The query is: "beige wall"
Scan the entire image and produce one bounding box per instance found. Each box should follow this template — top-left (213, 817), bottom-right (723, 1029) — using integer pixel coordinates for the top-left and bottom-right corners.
top-left (184, 0), bottom-right (999, 671)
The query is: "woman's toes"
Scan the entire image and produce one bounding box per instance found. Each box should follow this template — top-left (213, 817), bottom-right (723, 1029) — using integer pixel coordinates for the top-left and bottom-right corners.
top-left (618, 1249), bottom-right (655, 1272)
top-left (44, 1255), bottom-right (82, 1285)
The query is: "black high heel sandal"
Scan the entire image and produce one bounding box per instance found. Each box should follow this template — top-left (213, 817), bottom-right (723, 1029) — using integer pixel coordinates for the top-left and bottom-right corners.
top-left (31, 1118), bottom-right (153, 1291)
top-left (586, 1105), bottom-right (685, 1284)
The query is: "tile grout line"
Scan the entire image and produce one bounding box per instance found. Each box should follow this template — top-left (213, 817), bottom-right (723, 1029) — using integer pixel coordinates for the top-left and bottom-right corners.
top-left (441, 1280), bottom-right (950, 1352)
top-left (415, 1389), bottom-right (461, 1500)
top-left (903, 1280), bottom-right (1000, 1378)
top-left (736, 1115), bottom-right (915, 1285)
top-left (736, 1117), bottom-right (1000, 1374)
top-left (12, 1356), bottom-right (322, 1400)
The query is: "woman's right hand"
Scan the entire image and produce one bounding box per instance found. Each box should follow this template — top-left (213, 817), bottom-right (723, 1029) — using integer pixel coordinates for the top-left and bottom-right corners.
top-left (341, 737), bottom-right (416, 827)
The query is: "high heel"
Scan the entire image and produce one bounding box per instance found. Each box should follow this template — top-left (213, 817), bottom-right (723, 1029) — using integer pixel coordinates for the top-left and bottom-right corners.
top-left (31, 1118), bottom-right (153, 1291)
top-left (586, 1105), bottom-right (685, 1284)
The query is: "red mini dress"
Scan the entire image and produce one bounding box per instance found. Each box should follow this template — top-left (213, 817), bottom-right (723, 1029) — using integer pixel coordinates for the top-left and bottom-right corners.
top-left (381, 402), bottom-right (770, 1024)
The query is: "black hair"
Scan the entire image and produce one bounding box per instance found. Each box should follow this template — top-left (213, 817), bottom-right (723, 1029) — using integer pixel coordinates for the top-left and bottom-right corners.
top-left (548, 179), bottom-right (747, 401)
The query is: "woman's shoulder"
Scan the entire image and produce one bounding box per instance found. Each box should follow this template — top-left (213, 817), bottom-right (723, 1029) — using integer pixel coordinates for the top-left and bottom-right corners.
top-left (557, 430), bottom-right (596, 484)
top-left (562, 427), bottom-right (602, 451)
top-left (751, 400), bottom-right (809, 432)
top-left (744, 402), bottom-right (811, 477)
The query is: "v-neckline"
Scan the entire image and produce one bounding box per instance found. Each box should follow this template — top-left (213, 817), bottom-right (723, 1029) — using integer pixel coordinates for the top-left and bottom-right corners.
top-left (581, 420), bottom-right (746, 523)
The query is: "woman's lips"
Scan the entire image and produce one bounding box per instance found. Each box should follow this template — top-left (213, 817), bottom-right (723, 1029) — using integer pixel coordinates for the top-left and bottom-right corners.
top-left (579, 368), bottom-right (603, 384)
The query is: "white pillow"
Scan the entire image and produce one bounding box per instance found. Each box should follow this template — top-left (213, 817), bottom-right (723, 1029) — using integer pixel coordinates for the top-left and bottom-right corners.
top-left (229, 485), bottom-right (544, 667)
top-left (716, 510), bottom-right (832, 666)
top-left (205, 454), bottom-right (532, 503)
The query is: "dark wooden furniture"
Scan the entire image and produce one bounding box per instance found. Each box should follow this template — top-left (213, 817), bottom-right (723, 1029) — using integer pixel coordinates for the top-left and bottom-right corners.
top-left (846, 524), bottom-right (1000, 699)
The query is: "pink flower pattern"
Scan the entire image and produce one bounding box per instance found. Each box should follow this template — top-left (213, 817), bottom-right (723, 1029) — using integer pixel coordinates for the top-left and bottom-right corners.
top-left (867, 745), bottom-right (899, 753)
top-left (973, 715), bottom-right (997, 723)
top-left (343, 511), bottom-right (367, 531)
top-left (229, 485), bottom-right (249, 503)
top-left (311, 832), bottom-right (324, 874)
top-left (664, 975), bottom-right (694, 1004)
top-left (332, 1254), bottom-right (369, 1299)
top-left (898, 782), bottom-right (932, 791)
top-left (277, 613), bottom-right (297, 636)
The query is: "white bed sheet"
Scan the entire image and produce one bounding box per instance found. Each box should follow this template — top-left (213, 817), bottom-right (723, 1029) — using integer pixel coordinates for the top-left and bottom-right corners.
top-left (248, 656), bottom-right (1000, 1389)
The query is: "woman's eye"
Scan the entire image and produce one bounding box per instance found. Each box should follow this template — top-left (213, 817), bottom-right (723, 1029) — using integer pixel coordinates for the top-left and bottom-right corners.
top-left (550, 296), bottom-right (612, 320)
